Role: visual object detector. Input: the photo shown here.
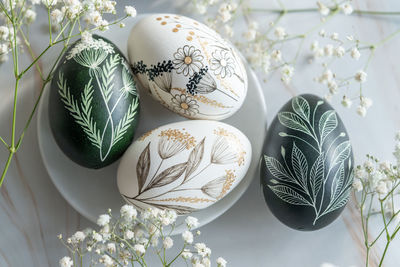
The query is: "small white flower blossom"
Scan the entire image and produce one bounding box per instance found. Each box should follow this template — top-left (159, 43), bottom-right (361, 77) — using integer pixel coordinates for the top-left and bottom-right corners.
top-left (195, 243), bottom-right (211, 257)
top-left (330, 32), bottom-right (339, 41)
top-left (218, 3), bottom-right (232, 23)
top-left (133, 244), bottom-right (146, 255)
top-left (97, 214), bottom-right (110, 226)
top-left (319, 29), bottom-right (326, 37)
top-left (51, 9), bottom-right (64, 24)
top-left (202, 257), bottom-right (211, 267)
top-left (355, 70), bottom-right (367, 83)
top-left (217, 257), bottom-right (227, 267)
top-left (100, 255), bottom-right (114, 267)
top-left (93, 232), bottom-right (103, 242)
top-left (324, 44), bottom-right (333, 57)
top-left (124, 230), bottom-right (134, 240)
top-left (182, 230), bottom-right (194, 244)
top-left (182, 249), bottom-right (193, 259)
top-left (274, 26), bottom-right (286, 40)
top-left (271, 50), bottom-right (282, 62)
top-left (334, 46), bottom-right (345, 57)
top-left (25, 9), bottom-right (37, 23)
top-left (341, 96), bottom-right (353, 108)
top-left (124, 6), bottom-right (137, 17)
top-left (376, 180), bottom-right (388, 195)
top-left (317, 1), bottom-right (330, 16)
top-left (0, 26), bottom-right (9, 41)
top-left (71, 231), bottom-right (86, 243)
top-left (185, 216), bottom-right (199, 228)
top-left (353, 179), bottom-right (363, 192)
top-left (163, 236), bottom-right (174, 249)
top-left (351, 47), bottom-right (361, 60)
top-left (107, 243), bottom-right (116, 253)
top-left (281, 65), bottom-right (294, 84)
top-left (341, 3), bottom-right (354, 15)
top-left (311, 40), bottom-right (319, 52)
top-left (120, 204), bottom-right (137, 220)
top-left (244, 29), bottom-right (257, 41)
top-left (59, 256), bottom-right (73, 267)
top-left (360, 97), bottom-right (373, 108)
top-left (195, 3), bottom-right (207, 14)
top-left (357, 105), bottom-right (367, 117)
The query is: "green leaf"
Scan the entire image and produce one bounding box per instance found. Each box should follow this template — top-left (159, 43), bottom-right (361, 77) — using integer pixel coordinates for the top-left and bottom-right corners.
top-left (319, 110), bottom-right (337, 144)
top-left (268, 185), bottom-right (311, 206)
top-left (331, 141), bottom-right (352, 166)
top-left (310, 153), bottom-right (324, 199)
top-left (278, 112), bottom-right (312, 136)
top-left (291, 142), bottom-right (308, 187)
top-left (292, 96), bottom-right (310, 122)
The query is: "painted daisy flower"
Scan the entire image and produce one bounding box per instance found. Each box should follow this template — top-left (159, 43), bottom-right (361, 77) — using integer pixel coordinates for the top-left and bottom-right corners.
top-left (210, 50), bottom-right (235, 78)
top-left (173, 45), bottom-right (204, 76)
top-left (171, 94), bottom-right (200, 117)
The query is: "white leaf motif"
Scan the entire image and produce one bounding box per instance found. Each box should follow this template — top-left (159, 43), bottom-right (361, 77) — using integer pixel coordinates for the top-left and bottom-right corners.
top-left (291, 142), bottom-right (308, 187)
top-left (278, 112), bottom-right (312, 136)
top-left (264, 156), bottom-right (295, 183)
top-left (268, 185), bottom-right (311, 206)
top-left (319, 110), bottom-right (337, 144)
top-left (310, 153), bottom-right (324, 198)
top-left (292, 96), bottom-right (310, 122)
top-left (331, 141), bottom-right (352, 166)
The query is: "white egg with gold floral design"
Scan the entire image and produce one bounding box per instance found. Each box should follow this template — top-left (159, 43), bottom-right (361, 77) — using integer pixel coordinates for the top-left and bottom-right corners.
top-left (117, 120), bottom-right (252, 214)
top-left (128, 14), bottom-right (248, 120)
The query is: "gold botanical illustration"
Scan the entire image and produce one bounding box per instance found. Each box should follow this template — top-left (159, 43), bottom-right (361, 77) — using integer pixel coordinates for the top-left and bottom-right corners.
top-left (122, 127), bottom-right (246, 214)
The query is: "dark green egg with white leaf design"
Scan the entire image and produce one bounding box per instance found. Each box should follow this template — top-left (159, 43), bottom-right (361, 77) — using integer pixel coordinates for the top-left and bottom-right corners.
top-left (260, 94), bottom-right (353, 231)
top-left (49, 35), bottom-right (140, 169)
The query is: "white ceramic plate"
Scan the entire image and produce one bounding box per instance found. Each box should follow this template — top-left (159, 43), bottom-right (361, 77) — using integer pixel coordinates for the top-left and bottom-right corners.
top-left (37, 14), bottom-right (267, 235)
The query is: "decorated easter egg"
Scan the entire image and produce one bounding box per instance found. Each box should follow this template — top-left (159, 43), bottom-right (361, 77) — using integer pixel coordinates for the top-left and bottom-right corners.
top-left (49, 35), bottom-right (140, 169)
top-left (117, 120), bottom-right (251, 214)
top-left (260, 94), bottom-right (354, 231)
top-left (127, 14), bottom-right (247, 120)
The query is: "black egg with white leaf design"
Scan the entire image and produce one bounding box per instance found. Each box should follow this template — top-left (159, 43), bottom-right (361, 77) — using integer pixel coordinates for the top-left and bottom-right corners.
top-left (49, 35), bottom-right (140, 169)
top-left (260, 94), bottom-right (354, 231)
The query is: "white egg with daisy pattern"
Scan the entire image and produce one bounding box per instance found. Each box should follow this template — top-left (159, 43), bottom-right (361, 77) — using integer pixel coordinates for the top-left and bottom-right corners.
top-left (127, 14), bottom-right (248, 120)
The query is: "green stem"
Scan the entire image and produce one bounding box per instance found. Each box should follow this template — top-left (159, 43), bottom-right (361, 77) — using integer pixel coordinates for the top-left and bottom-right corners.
top-left (378, 241), bottom-right (390, 267)
top-left (0, 152), bottom-right (14, 187)
top-left (0, 137), bottom-right (8, 149)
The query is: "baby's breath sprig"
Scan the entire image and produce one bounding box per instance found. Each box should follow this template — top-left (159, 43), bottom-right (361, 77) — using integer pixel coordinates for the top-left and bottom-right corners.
top-left (190, 0), bottom-right (400, 117)
top-left (59, 205), bottom-right (227, 267)
top-left (352, 131), bottom-right (400, 267)
top-left (0, 0), bottom-right (138, 187)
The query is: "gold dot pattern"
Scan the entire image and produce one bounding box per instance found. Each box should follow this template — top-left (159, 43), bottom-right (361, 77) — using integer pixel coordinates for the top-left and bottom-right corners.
top-left (158, 128), bottom-right (196, 150)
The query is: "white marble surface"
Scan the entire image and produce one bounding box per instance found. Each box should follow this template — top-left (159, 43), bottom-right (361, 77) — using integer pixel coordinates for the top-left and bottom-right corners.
top-left (1, 0), bottom-right (400, 266)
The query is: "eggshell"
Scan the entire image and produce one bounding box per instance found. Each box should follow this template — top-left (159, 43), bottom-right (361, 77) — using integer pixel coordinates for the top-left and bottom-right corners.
top-left (127, 14), bottom-right (247, 120)
top-left (49, 35), bottom-right (140, 169)
top-left (260, 94), bottom-right (354, 231)
top-left (117, 120), bottom-right (252, 214)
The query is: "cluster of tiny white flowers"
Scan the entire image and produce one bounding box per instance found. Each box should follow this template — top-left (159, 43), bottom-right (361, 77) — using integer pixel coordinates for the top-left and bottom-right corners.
top-left (59, 205), bottom-right (227, 266)
top-left (353, 132), bottom-right (400, 204)
top-left (0, 0), bottom-right (137, 65)
top-left (310, 28), bottom-right (375, 116)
